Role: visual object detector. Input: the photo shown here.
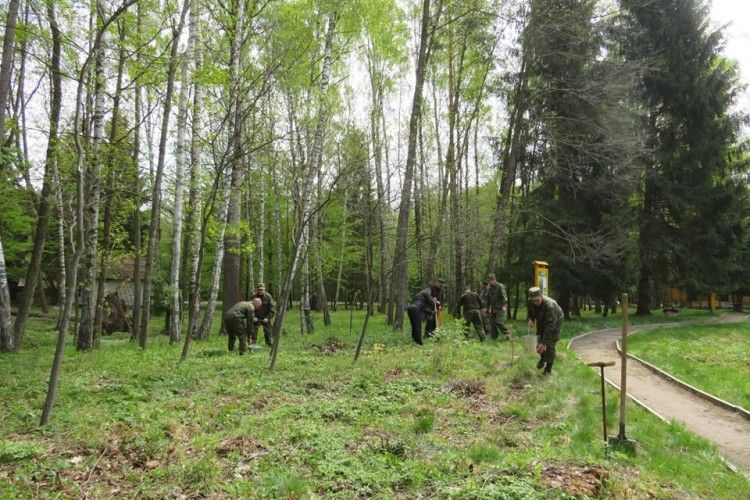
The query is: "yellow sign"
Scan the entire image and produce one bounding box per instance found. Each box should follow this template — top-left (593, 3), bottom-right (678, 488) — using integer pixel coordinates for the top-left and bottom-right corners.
top-left (533, 261), bottom-right (549, 296)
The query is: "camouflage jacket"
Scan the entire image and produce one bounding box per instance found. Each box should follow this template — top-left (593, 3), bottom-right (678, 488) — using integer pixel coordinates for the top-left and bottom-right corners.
top-left (483, 283), bottom-right (507, 312)
top-left (225, 301), bottom-right (255, 323)
top-left (529, 296), bottom-right (564, 344)
top-left (253, 291), bottom-right (276, 320)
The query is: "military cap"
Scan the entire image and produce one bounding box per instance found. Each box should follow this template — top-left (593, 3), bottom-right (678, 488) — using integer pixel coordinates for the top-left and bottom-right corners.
top-left (527, 286), bottom-right (543, 300)
top-left (256, 282), bottom-right (266, 289)
top-left (487, 274), bottom-right (496, 281)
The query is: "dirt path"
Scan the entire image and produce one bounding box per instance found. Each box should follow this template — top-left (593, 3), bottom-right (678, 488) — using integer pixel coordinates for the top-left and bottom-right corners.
top-left (569, 314), bottom-right (750, 473)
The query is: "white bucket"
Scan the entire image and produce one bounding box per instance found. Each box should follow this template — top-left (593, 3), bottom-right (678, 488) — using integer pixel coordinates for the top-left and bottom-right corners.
top-left (521, 334), bottom-right (537, 354)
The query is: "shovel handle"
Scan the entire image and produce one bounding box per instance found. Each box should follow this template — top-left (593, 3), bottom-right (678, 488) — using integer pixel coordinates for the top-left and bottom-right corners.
top-left (587, 361), bottom-right (615, 368)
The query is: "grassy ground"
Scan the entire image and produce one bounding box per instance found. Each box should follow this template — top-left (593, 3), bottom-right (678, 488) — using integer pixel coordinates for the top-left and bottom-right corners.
top-left (0, 307), bottom-right (747, 498)
top-left (628, 318), bottom-right (750, 409)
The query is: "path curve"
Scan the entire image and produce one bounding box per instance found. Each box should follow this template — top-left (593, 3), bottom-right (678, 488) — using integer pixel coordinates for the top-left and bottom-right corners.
top-left (569, 313), bottom-right (750, 474)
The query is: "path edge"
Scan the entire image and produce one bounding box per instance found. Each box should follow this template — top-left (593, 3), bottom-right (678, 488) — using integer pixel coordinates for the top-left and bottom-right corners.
top-left (616, 340), bottom-right (750, 421)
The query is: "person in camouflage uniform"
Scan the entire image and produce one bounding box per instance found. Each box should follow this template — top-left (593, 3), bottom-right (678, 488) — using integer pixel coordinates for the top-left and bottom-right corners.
top-left (252, 283), bottom-right (276, 347)
top-left (527, 287), bottom-right (564, 375)
top-left (458, 285), bottom-right (485, 342)
top-left (406, 286), bottom-right (436, 345)
top-left (483, 274), bottom-right (510, 340)
top-left (224, 298), bottom-right (261, 355)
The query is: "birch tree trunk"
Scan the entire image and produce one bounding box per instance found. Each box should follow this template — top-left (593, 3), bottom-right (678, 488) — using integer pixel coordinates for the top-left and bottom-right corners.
top-left (53, 130), bottom-right (67, 327)
top-left (185, 6), bottom-right (204, 343)
top-left (11, 0), bottom-right (63, 350)
top-left (300, 246), bottom-right (312, 335)
top-left (138, 0), bottom-right (189, 349)
top-left (0, 238), bottom-right (13, 352)
top-left (76, 0), bottom-right (107, 351)
top-left (168, 0), bottom-right (196, 343)
top-left (199, 183), bottom-right (231, 340)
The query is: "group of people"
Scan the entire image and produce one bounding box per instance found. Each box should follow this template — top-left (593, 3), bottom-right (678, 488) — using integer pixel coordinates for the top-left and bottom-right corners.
top-left (407, 274), bottom-right (564, 375)
top-left (225, 275), bottom-right (564, 375)
top-left (223, 283), bottom-right (276, 355)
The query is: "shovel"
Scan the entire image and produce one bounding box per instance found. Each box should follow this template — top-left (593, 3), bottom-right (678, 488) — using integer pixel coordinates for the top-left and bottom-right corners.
top-left (587, 361), bottom-right (615, 442)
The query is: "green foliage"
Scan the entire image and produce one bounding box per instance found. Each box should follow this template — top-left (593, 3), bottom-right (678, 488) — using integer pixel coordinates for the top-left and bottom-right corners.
top-left (412, 408), bottom-right (436, 434)
top-left (0, 441), bottom-right (43, 463)
top-left (0, 155), bottom-right (35, 280)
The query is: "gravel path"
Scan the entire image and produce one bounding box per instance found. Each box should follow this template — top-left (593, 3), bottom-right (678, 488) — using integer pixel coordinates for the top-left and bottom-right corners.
top-left (569, 314), bottom-right (750, 473)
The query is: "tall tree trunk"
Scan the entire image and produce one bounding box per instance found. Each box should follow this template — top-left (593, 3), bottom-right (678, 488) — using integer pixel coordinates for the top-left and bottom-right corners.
top-left (300, 245), bottom-right (312, 334)
top-left (76, 0), bottom-right (108, 352)
top-left (94, 21), bottom-right (127, 342)
top-left (390, 0), bottom-right (440, 329)
top-left (487, 55), bottom-right (528, 276)
top-left (12, 0), bottom-right (63, 350)
top-left (366, 52), bottom-right (390, 315)
top-left (245, 182), bottom-right (255, 295)
top-left (0, 0), bottom-right (19, 351)
top-left (257, 162), bottom-right (266, 284)
top-left (0, 0), bottom-right (20, 147)
top-left (185, 5), bottom-right (204, 341)
top-left (138, 0), bottom-right (189, 349)
top-left (333, 188), bottom-right (348, 311)
top-left (272, 158), bottom-right (283, 297)
top-left (169, 0), bottom-right (196, 343)
top-left (636, 111), bottom-right (658, 316)
top-left (313, 178), bottom-right (330, 325)
top-left (53, 122), bottom-right (67, 327)
top-left (222, 0), bottom-right (247, 321)
top-left (130, 2), bottom-right (143, 341)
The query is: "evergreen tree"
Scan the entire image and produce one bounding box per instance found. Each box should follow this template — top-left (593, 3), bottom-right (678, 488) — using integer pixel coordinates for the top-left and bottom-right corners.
top-left (622, 0), bottom-right (747, 313)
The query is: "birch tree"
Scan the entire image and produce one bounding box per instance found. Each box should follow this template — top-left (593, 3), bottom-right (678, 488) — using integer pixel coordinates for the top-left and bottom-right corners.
top-left (138, 0), bottom-right (189, 349)
top-left (168, 0), bottom-right (198, 343)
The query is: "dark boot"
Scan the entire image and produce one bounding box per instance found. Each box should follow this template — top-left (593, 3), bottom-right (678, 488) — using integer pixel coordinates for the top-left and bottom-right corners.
top-left (543, 361), bottom-right (553, 374)
top-left (536, 357), bottom-right (545, 370)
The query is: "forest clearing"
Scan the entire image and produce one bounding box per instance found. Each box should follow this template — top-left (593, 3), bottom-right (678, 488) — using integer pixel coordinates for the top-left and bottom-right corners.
top-left (2, 308), bottom-right (749, 497)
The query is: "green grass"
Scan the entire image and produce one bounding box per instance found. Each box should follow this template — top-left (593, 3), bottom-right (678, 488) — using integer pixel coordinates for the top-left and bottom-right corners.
top-left (628, 318), bottom-right (750, 409)
top-left (0, 306), bottom-right (746, 498)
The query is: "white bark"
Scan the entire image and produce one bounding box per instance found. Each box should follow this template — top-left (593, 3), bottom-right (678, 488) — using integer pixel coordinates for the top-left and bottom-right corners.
top-left (185, 6), bottom-right (204, 341)
top-left (199, 184), bottom-right (231, 340)
top-left (76, 0), bottom-right (107, 351)
top-left (168, 0), bottom-right (196, 343)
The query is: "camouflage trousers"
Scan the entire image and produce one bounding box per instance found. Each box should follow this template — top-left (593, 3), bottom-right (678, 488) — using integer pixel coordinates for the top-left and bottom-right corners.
top-left (463, 309), bottom-right (485, 341)
top-left (225, 316), bottom-right (249, 354)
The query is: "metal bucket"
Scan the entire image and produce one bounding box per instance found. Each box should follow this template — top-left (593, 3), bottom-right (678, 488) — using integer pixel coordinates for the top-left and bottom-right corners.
top-left (521, 334), bottom-right (537, 354)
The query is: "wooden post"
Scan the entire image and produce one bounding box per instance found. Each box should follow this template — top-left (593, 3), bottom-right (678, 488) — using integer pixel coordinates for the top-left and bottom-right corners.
top-left (618, 293), bottom-right (628, 439)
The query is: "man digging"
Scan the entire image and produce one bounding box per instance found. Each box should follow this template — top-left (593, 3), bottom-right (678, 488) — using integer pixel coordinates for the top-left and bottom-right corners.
top-left (527, 286), bottom-right (564, 375)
